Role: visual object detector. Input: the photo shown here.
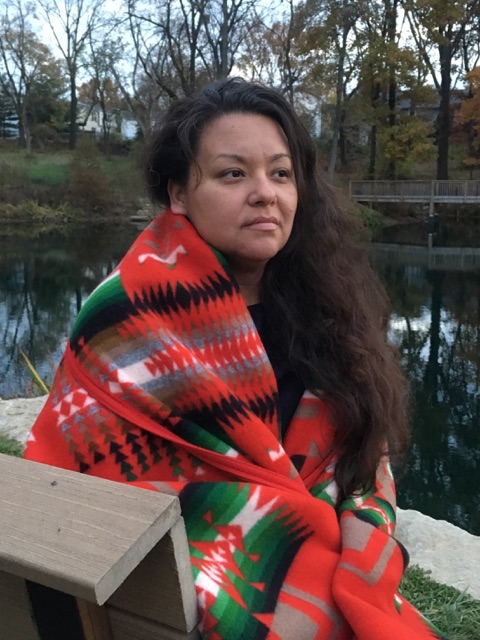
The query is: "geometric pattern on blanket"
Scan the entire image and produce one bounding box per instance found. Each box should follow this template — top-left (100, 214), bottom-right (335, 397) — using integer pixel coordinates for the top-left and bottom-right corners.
top-left (25, 209), bottom-right (448, 640)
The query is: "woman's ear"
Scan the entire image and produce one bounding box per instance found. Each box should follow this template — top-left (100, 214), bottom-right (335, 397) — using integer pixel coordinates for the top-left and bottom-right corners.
top-left (167, 180), bottom-right (188, 215)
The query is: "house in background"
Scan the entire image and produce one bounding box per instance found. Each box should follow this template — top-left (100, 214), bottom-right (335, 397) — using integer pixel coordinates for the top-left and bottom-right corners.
top-left (398, 89), bottom-right (468, 123)
top-left (0, 115), bottom-right (19, 138)
top-left (119, 110), bottom-right (138, 140)
top-left (77, 102), bottom-right (138, 140)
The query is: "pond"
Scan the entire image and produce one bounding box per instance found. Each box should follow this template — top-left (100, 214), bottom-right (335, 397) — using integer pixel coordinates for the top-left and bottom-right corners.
top-left (1, 218), bottom-right (479, 535)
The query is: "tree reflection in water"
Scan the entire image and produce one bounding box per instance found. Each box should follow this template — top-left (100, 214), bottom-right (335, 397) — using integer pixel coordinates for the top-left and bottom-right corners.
top-left (1, 222), bottom-right (479, 534)
top-left (0, 223), bottom-right (140, 399)
top-left (374, 254), bottom-right (480, 535)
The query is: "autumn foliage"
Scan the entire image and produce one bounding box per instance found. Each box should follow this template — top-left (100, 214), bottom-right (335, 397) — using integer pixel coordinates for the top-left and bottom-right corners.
top-left (456, 67), bottom-right (480, 169)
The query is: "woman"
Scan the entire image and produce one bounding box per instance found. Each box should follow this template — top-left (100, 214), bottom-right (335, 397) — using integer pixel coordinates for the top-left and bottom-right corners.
top-left (25, 78), bottom-right (446, 639)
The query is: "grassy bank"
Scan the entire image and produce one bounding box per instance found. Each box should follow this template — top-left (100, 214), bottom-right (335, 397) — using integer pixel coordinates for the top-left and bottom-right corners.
top-left (0, 142), bottom-right (146, 220)
top-left (0, 432), bottom-right (478, 637)
top-left (400, 566), bottom-right (480, 639)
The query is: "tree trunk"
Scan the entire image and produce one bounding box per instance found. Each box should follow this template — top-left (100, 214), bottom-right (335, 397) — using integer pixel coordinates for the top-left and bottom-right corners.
top-left (368, 125), bottom-right (377, 180)
top-left (368, 82), bottom-right (381, 180)
top-left (339, 109), bottom-right (347, 167)
top-left (385, 0), bottom-right (397, 180)
top-left (436, 43), bottom-right (452, 180)
top-left (219, 0), bottom-right (229, 79)
top-left (328, 25), bottom-right (348, 179)
top-left (69, 75), bottom-right (78, 150)
top-left (20, 106), bottom-right (31, 155)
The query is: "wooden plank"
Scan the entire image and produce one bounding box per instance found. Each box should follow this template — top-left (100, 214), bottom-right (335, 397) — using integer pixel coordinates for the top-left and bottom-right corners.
top-left (108, 518), bottom-right (197, 632)
top-left (108, 608), bottom-right (200, 640)
top-left (0, 453), bottom-right (181, 604)
top-left (0, 571), bottom-right (40, 640)
top-left (76, 598), bottom-right (114, 640)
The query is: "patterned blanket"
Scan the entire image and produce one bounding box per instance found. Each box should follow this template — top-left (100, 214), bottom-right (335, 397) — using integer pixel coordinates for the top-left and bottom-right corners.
top-left (25, 209), bottom-right (446, 639)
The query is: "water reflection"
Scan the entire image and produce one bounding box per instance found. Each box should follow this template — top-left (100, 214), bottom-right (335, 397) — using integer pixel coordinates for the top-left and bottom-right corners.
top-left (371, 223), bottom-right (480, 535)
top-left (1, 221), bottom-right (479, 534)
top-left (0, 223), bottom-right (140, 398)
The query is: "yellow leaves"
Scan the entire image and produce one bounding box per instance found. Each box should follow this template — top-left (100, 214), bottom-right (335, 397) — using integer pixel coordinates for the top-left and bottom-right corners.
top-left (378, 118), bottom-right (435, 162)
top-left (463, 157), bottom-right (480, 167)
top-left (456, 67), bottom-right (480, 132)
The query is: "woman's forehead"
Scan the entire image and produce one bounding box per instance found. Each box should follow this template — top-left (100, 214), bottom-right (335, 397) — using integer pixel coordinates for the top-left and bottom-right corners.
top-left (196, 113), bottom-right (291, 156)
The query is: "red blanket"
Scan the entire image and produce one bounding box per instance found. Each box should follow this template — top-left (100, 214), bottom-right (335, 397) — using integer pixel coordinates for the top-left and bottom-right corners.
top-left (25, 209), bottom-right (446, 639)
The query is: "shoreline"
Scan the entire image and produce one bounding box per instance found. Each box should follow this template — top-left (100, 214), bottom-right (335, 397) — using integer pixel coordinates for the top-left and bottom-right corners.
top-left (1, 395), bottom-right (479, 600)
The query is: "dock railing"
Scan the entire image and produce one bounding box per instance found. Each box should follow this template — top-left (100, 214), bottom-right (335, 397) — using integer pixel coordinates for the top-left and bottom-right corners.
top-left (350, 180), bottom-right (480, 209)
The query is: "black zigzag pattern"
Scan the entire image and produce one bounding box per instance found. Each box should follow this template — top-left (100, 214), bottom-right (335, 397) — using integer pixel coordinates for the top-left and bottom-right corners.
top-left (132, 271), bottom-right (238, 316)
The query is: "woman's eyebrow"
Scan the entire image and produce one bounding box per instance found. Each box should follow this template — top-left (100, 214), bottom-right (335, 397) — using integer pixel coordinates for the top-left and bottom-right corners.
top-left (213, 152), bottom-right (292, 162)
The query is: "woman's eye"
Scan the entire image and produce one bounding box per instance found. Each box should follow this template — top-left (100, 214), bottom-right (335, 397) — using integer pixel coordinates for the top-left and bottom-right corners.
top-left (274, 169), bottom-right (290, 178)
top-left (223, 169), bottom-right (243, 178)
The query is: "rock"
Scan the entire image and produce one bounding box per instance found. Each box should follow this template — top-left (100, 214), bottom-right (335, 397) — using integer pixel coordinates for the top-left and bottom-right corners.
top-left (0, 396), bottom-right (47, 445)
top-left (1, 396), bottom-right (479, 601)
top-left (396, 507), bottom-right (480, 600)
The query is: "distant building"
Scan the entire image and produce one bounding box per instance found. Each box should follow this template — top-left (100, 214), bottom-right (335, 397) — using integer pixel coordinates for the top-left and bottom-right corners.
top-left (77, 102), bottom-right (138, 140)
top-left (398, 89), bottom-right (468, 123)
top-left (0, 114), bottom-right (19, 138)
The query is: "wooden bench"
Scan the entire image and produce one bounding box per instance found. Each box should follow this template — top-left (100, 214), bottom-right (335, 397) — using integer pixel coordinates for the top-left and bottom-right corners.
top-left (0, 453), bottom-right (199, 640)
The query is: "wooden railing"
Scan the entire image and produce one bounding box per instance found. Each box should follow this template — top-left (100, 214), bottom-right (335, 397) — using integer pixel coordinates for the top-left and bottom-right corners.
top-left (350, 180), bottom-right (480, 207)
top-left (0, 453), bottom-right (199, 640)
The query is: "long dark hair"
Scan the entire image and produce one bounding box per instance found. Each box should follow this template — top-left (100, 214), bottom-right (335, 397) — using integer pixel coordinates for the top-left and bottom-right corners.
top-left (144, 78), bottom-right (409, 499)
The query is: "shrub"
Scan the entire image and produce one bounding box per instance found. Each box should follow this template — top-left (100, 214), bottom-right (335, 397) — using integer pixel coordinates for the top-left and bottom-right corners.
top-left (359, 205), bottom-right (383, 231)
top-left (0, 159), bottom-right (30, 189)
top-left (66, 139), bottom-right (112, 212)
top-left (0, 200), bottom-right (72, 220)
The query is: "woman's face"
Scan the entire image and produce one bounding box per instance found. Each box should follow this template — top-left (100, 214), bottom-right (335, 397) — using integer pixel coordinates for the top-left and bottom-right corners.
top-left (168, 112), bottom-right (298, 280)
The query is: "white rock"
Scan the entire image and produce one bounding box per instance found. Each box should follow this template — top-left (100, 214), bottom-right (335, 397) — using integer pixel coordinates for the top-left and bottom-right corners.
top-left (396, 507), bottom-right (480, 600)
top-left (0, 396), bottom-right (47, 444)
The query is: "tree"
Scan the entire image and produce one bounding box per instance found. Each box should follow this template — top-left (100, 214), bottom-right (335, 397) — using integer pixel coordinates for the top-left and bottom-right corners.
top-left (82, 35), bottom-right (126, 155)
top-left (0, 0), bottom-right (61, 152)
top-left (238, 3), bottom-right (329, 140)
top-left (200, 0), bottom-right (260, 81)
top-left (238, 5), bottom-right (299, 94)
top-left (307, 0), bottom-right (360, 178)
top-left (456, 67), bottom-right (480, 174)
top-left (38, 0), bottom-right (107, 149)
top-left (125, 0), bottom-right (258, 99)
top-left (402, 0), bottom-right (480, 179)
top-left (28, 58), bottom-right (68, 146)
top-left (317, 0), bottom-right (435, 179)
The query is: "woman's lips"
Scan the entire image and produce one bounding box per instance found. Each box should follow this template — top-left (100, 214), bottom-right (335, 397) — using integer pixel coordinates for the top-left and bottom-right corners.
top-left (244, 218), bottom-right (279, 230)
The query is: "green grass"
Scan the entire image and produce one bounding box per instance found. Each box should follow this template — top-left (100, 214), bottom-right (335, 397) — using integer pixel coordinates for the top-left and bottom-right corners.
top-left (0, 149), bottom-right (138, 185)
top-left (0, 149), bottom-right (68, 184)
top-left (400, 565), bottom-right (480, 639)
top-left (0, 434), bottom-right (23, 457)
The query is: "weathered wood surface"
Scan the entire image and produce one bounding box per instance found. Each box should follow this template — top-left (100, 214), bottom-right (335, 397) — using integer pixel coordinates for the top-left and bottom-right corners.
top-left (0, 453), bottom-right (181, 604)
top-left (109, 518), bottom-right (198, 631)
top-left (0, 453), bottom-right (199, 638)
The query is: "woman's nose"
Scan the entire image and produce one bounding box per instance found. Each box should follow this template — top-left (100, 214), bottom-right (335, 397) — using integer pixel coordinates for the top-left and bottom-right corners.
top-left (248, 174), bottom-right (277, 206)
